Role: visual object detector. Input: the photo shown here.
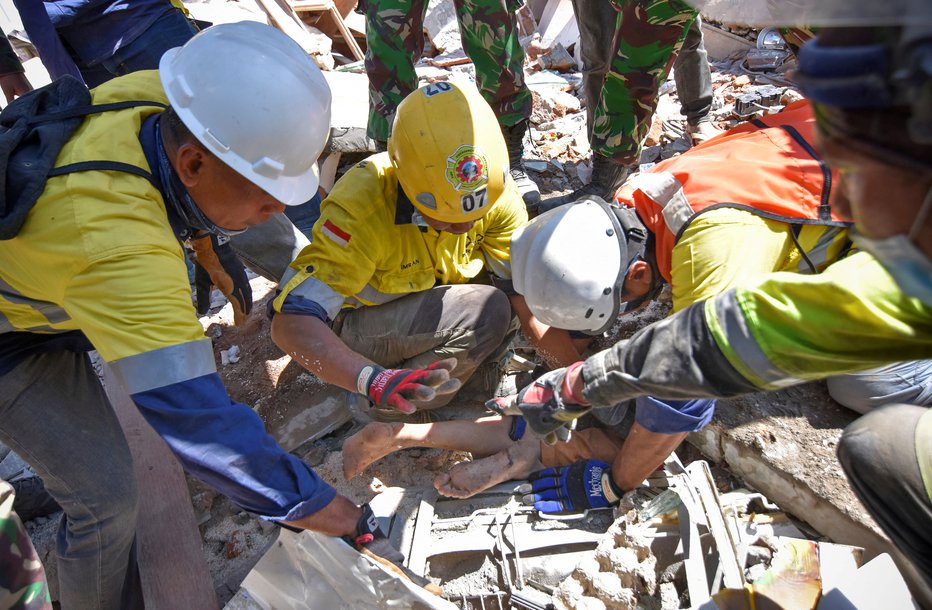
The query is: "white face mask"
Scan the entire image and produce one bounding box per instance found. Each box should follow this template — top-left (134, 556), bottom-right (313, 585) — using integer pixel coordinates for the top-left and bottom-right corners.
top-left (852, 187), bottom-right (932, 306)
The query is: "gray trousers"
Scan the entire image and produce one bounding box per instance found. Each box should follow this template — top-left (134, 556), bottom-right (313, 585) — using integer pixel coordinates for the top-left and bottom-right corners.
top-left (673, 17), bottom-right (714, 125)
top-left (837, 404), bottom-right (932, 598)
top-left (827, 360), bottom-right (932, 414)
top-left (230, 212), bottom-right (310, 283)
top-left (571, 0), bottom-right (713, 140)
top-left (0, 351), bottom-right (143, 609)
top-left (334, 284), bottom-right (515, 412)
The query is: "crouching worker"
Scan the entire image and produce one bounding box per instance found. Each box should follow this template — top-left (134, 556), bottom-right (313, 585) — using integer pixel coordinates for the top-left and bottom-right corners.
top-left (271, 81), bottom-right (531, 420)
top-left (0, 23), bottom-right (426, 608)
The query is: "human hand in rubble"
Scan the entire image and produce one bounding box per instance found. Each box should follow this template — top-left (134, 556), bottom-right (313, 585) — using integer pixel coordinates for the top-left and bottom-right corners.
top-left (345, 503), bottom-right (442, 595)
top-left (191, 233), bottom-right (252, 325)
top-left (362, 358), bottom-right (461, 414)
top-left (486, 362), bottom-right (590, 445)
top-left (519, 459), bottom-right (623, 514)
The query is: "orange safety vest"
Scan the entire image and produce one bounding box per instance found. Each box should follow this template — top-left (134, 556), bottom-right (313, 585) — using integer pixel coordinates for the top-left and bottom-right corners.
top-left (616, 100), bottom-right (852, 283)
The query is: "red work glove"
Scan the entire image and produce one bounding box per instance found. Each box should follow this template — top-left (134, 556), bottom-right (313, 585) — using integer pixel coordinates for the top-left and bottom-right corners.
top-left (360, 358), bottom-right (461, 414)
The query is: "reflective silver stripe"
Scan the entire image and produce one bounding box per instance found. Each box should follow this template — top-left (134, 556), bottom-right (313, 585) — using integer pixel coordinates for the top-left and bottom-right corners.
top-left (279, 266), bottom-right (299, 290)
top-left (798, 226), bottom-right (847, 273)
top-left (0, 277), bottom-right (71, 325)
top-left (286, 276), bottom-right (348, 320)
top-left (631, 171), bottom-right (695, 235)
top-left (713, 292), bottom-right (800, 389)
top-left (354, 282), bottom-right (407, 307)
top-left (110, 339), bottom-right (217, 394)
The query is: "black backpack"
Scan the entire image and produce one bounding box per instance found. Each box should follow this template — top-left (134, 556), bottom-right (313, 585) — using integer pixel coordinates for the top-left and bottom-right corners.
top-left (0, 75), bottom-right (165, 239)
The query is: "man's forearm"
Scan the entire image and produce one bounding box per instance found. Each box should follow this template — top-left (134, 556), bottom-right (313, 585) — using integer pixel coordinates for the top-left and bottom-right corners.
top-left (285, 494), bottom-right (361, 536)
top-left (510, 294), bottom-right (584, 368)
top-left (271, 313), bottom-right (372, 392)
top-left (580, 301), bottom-right (760, 407)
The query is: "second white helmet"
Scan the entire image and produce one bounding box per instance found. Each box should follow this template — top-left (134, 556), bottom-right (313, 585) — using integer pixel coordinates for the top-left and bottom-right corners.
top-left (511, 198), bottom-right (647, 334)
top-left (160, 22), bottom-right (332, 205)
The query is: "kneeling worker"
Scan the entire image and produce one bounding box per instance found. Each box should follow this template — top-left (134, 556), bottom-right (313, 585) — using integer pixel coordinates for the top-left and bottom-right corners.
top-left (271, 81), bottom-right (532, 419)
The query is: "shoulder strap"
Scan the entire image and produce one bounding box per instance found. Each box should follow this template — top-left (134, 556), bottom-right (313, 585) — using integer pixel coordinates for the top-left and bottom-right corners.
top-left (25, 100), bottom-right (168, 126)
top-left (47, 160), bottom-right (158, 190)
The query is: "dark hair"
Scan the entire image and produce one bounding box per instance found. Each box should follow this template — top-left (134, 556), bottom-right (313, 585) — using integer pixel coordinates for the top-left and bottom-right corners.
top-left (160, 106), bottom-right (198, 151)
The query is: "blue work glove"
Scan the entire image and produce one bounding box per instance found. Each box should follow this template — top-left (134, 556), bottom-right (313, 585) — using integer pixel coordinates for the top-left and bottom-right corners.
top-left (518, 459), bottom-right (623, 514)
top-left (486, 362), bottom-right (590, 444)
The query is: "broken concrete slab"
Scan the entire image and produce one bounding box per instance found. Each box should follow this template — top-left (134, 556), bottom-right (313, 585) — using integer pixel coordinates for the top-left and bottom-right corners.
top-left (424, 0), bottom-right (462, 54)
top-left (686, 383), bottom-right (894, 565)
top-left (700, 22), bottom-right (755, 62)
top-left (322, 71), bottom-right (372, 153)
top-left (526, 69), bottom-right (583, 92)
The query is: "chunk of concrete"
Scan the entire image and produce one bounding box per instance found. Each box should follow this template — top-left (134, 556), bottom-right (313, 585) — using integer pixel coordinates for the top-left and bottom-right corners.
top-left (322, 71), bottom-right (373, 153)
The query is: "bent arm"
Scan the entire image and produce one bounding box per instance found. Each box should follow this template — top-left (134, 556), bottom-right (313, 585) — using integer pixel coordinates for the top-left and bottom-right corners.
top-left (575, 252), bottom-right (932, 407)
top-left (510, 294), bottom-right (585, 368)
top-left (271, 312), bottom-right (373, 392)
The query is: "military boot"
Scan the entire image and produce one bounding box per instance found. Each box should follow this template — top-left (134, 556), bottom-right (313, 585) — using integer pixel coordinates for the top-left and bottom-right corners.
top-left (539, 154), bottom-right (632, 214)
top-left (503, 120), bottom-right (542, 214)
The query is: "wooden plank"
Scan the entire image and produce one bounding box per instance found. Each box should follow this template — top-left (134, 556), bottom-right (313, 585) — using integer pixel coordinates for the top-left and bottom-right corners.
top-left (102, 364), bottom-right (219, 610)
top-left (291, 0), bottom-right (365, 61)
top-left (257, 0), bottom-right (323, 54)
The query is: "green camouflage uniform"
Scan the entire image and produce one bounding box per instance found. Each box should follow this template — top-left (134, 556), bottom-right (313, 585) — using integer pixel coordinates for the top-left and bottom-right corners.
top-left (363, 0), bottom-right (532, 143)
top-left (0, 482), bottom-right (51, 610)
top-left (592, 0), bottom-right (697, 164)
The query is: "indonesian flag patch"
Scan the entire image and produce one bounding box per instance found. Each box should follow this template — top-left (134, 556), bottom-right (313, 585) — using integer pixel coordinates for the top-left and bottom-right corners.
top-left (322, 219), bottom-right (352, 247)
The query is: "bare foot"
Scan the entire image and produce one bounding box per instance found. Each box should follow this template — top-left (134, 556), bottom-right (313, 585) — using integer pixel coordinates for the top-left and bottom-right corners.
top-left (342, 422), bottom-right (405, 479)
top-left (434, 438), bottom-right (540, 499)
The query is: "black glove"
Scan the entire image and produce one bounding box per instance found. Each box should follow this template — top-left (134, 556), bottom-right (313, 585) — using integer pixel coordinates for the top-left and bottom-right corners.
top-left (191, 233), bottom-right (252, 325)
top-left (519, 459), bottom-right (623, 514)
top-left (345, 503), bottom-right (439, 593)
top-left (486, 362), bottom-right (590, 444)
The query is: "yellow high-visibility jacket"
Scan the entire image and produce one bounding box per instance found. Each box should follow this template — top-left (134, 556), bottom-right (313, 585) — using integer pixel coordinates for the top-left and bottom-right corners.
top-left (274, 152), bottom-right (528, 320)
top-left (0, 70), bottom-right (337, 520)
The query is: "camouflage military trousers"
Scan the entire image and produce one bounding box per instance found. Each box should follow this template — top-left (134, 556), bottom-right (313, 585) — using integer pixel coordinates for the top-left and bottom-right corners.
top-left (581, 0), bottom-right (698, 164)
top-left (364, 0), bottom-right (532, 142)
top-left (0, 481), bottom-right (51, 610)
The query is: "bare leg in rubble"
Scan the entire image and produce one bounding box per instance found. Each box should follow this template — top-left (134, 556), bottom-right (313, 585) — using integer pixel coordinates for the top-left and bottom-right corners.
top-left (342, 416), bottom-right (542, 498)
top-left (433, 434), bottom-right (542, 498)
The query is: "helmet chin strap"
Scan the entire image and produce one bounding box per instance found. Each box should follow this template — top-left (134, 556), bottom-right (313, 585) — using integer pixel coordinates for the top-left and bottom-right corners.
top-left (585, 198), bottom-right (659, 333)
top-left (620, 240), bottom-right (665, 314)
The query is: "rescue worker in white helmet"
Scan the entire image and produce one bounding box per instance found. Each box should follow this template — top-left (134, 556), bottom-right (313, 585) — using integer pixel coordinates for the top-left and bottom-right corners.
top-left (0, 22), bottom-right (422, 606)
top-left (492, 6), bottom-right (932, 603)
top-left (271, 80), bottom-right (539, 420)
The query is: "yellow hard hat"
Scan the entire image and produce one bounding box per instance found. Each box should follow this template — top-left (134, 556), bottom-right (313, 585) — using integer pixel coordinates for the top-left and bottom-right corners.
top-left (388, 81), bottom-right (508, 224)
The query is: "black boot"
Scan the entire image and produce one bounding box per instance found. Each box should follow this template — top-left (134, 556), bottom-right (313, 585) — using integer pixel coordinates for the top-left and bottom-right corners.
top-left (502, 120), bottom-right (541, 214)
top-left (540, 154), bottom-right (632, 214)
top-left (11, 476), bottom-right (61, 522)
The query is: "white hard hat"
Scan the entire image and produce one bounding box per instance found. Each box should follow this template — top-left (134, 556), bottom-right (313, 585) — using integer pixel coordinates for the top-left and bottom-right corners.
top-left (511, 197), bottom-right (648, 334)
top-left (159, 22), bottom-right (332, 205)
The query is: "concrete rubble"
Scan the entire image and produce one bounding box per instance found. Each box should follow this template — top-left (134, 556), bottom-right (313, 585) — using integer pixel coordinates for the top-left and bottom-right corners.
top-left (7, 3), bottom-right (921, 609)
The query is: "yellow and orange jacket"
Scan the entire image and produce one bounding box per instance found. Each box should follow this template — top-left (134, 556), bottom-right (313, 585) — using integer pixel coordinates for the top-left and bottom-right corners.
top-left (618, 101), bottom-right (851, 288)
